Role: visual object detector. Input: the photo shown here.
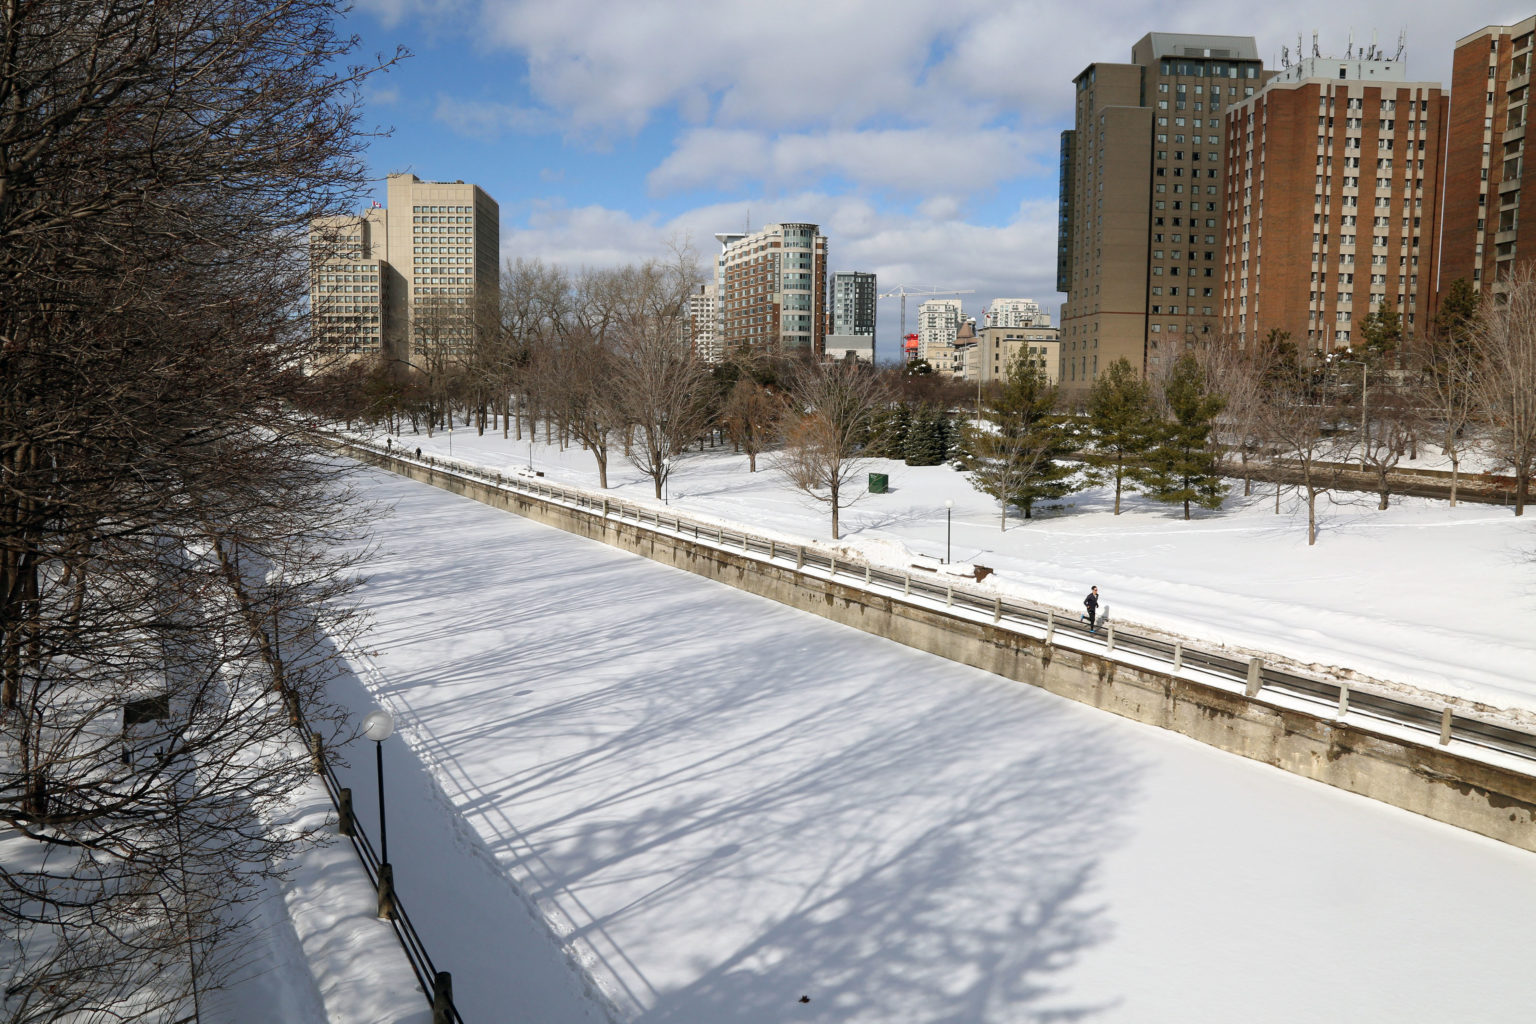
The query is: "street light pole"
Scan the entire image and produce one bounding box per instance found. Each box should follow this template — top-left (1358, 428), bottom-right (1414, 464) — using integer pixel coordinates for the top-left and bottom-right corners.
top-left (664, 458), bottom-right (671, 504)
top-left (944, 499), bottom-right (953, 564)
top-left (361, 709), bottom-right (395, 918)
top-left (1359, 360), bottom-right (1368, 470)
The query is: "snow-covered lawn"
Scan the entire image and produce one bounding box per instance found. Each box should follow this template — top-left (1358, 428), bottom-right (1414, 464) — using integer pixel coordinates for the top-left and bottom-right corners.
top-left (313, 463), bottom-right (1536, 1023)
top-left (372, 425), bottom-right (1536, 721)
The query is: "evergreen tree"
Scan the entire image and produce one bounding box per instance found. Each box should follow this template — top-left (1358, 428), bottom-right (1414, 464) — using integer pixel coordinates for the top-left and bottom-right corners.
top-left (1143, 353), bottom-right (1228, 519)
top-left (1355, 299), bottom-right (1403, 368)
top-left (903, 404), bottom-right (936, 465)
top-left (866, 402), bottom-right (910, 458)
top-left (964, 355), bottom-right (1079, 527)
top-left (1084, 357), bottom-right (1156, 513)
top-left (1434, 278), bottom-right (1479, 344)
top-left (903, 404), bottom-right (952, 466)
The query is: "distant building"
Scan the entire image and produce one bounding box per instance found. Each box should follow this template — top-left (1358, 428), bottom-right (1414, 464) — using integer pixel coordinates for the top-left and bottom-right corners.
top-left (308, 172), bottom-right (499, 368)
top-left (1440, 17), bottom-right (1536, 298)
top-left (1222, 55), bottom-right (1445, 353)
top-left (917, 298), bottom-right (965, 366)
top-left (685, 283), bottom-right (722, 363)
top-left (823, 335), bottom-right (875, 363)
top-left (831, 271), bottom-right (878, 357)
top-left (309, 207), bottom-right (388, 362)
top-left (955, 325), bottom-right (1062, 384)
top-left (1060, 33), bottom-right (1267, 383)
top-left (715, 223), bottom-right (829, 357)
top-left (984, 298), bottom-right (1051, 328)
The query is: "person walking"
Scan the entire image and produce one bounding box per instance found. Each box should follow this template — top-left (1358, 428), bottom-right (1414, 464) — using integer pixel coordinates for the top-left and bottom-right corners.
top-left (1081, 586), bottom-right (1100, 633)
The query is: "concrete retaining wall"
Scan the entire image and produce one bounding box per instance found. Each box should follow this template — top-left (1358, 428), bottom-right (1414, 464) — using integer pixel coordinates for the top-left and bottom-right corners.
top-left (358, 449), bottom-right (1536, 853)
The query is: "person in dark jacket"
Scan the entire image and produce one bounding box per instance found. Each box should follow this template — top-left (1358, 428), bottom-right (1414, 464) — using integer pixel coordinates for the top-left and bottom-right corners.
top-left (1081, 586), bottom-right (1100, 633)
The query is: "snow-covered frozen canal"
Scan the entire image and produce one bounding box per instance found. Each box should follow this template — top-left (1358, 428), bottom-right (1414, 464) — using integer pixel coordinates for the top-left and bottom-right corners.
top-left (330, 465), bottom-right (1536, 1023)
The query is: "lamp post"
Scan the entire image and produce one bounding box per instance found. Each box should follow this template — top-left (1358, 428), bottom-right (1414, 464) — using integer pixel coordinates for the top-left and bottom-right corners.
top-left (944, 499), bottom-right (953, 564)
top-left (664, 458), bottom-right (671, 505)
top-left (361, 709), bottom-right (395, 918)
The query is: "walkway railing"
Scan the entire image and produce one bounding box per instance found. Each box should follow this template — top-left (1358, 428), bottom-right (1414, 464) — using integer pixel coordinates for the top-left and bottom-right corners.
top-left (348, 438), bottom-right (1536, 772)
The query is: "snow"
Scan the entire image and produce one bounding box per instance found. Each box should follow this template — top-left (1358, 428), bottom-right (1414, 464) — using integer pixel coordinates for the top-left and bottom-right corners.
top-left (378, 426), bottom-right (1536, 720)
top-left (275, 444), bottom-right (1536, 1023)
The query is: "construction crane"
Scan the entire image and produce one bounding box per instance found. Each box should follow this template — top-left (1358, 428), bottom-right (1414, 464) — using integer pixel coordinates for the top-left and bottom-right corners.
top-left (877, 284), bottom-right (976, 343)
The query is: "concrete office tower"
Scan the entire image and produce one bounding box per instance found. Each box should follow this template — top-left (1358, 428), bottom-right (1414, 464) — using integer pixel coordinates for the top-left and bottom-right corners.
top-left (716, 223), bottom-right (829, 357)
top-left (384, 173), bottom-right (500, 366)
top-left (1441, 17), bottom-right (1536, 297)
top-left (917, 298), bottom-right (965, 366)
top-left (984, 298), bottom-right (1051, 328)
top-left (831, 271), bottom-right (878, 336)
top-left (309, 173), bottom-right (499, 367)
top-left (1223, 56), bottom-right (1446, 352)
top-left (1060, 33), bottom-right (1266, 384)
top-left (686, 283), bottom-right (722, 363)
top-left (310, 205), bottom-right (388, 362)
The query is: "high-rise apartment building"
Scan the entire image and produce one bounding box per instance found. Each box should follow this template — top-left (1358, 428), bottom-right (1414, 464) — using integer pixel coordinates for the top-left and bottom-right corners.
top-left (308, 173), bottom-right (499, 367)
top-left (984, 298), bottom-right (1051, 328)
top-left (685, 283), bottom-right (722, 363)
top-left (917, 298), bottom-right (965, 365)
top-left (1060, 33), bottom-right (1266, 383)
top-left (715, 223), bottom-right (829, 357)
top-left (1441, 17), bottom-right (1536, 297)
top-left (1223, 56), bottom-right (1446, 351)
top-left (831, 271), bottom-right (878, 337)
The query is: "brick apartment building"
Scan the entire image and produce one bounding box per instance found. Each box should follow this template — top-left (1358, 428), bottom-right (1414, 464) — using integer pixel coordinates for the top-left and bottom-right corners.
top-left (1440, 16), bottom-right (1536, 298)
top-left (1222, 56), bottom-right (1446, 351)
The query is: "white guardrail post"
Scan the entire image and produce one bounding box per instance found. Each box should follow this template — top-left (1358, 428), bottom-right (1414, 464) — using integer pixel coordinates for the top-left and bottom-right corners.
top-left (1173, 641), bottom-right (1183, 672)
top-left (1245, 658), bottom-right (1263, 697)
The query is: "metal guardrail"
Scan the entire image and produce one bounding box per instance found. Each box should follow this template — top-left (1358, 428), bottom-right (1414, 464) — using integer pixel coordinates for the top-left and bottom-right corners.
top-left (350, 439), bottom-right (1536, 772)
top-left (290, 695), bottom-right (464, 1023)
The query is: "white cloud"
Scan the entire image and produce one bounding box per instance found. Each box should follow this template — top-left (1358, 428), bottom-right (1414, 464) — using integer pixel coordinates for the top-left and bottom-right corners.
top-left (648, 127), bottom-right (1054, 197)
top-left (431, 95), bottom-right (556, 138)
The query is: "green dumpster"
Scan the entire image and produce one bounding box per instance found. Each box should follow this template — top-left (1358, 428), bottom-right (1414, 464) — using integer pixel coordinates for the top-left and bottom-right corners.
top-left (868, 472), bottom-right (888, 494)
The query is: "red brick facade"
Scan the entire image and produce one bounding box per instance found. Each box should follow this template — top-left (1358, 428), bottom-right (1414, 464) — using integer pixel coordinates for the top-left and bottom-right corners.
top-left (1222, 66), bottom-right (1444, 352)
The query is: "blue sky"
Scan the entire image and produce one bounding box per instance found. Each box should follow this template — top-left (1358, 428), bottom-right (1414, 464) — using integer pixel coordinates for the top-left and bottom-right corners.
top-left (347, 0), bottom-right (1520, 352)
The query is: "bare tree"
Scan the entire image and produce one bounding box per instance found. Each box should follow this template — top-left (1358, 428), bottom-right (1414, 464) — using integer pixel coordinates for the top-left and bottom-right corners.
top-left (1260, 360), bottom-right (1349, 545)
top-left (499, 258), bottom-right (570, 440)
top-left (1202, 332), bottom-right (1279, 497)
top-left (1356, 384), bottom-right (1420, 510)
top-left (0, 2), bottom-right (394, 1016)
top-left (721, 376), bottom-right (785, 472)
top-left (774, 360), bottom-right (889, 539)
top-left (614, 323), bottom-right (716, 498)
top-left (1469, 265), bottom-right (1536, 515)
top-left (535, 327), bottom-right (625, 487)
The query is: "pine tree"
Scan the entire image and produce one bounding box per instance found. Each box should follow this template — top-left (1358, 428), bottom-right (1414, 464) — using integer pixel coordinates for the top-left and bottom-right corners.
top-left (903, 404), bottom-right (953, 466)
top-left (866, 402), bottom-right (910, 458)
top-left (964, 355), bottom-right (1078, 526)
top-left (1084, 357), bottom-right (1156, 513)
top-left (1356, 299), bottom-right (1403, 368)
top-left (1143, 353), bottom-right (1228, 519)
